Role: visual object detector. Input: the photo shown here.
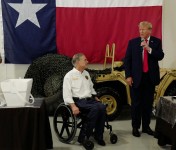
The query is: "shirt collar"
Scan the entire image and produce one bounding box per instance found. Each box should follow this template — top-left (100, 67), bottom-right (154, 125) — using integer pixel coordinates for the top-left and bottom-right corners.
top-left (73, 67), bottom-right (85, 74)
top-left (147, 36), bottom-right (150, 41)
top-left (141, 36), bottom-right (150, 41)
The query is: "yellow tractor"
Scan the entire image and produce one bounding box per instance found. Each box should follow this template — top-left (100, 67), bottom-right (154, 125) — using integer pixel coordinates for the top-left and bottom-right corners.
top-left (94, 43), bottom-right (176, 121)
top-left (25, 46), bottom-right (176, 119)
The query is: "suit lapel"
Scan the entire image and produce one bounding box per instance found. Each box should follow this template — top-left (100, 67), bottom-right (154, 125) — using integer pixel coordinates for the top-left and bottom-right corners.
top-left (149, 36), bottom-right (154, 47)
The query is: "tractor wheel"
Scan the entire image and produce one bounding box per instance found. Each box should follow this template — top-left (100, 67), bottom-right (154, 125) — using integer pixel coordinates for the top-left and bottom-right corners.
top-left (96, 87), bottom-right (121, 121)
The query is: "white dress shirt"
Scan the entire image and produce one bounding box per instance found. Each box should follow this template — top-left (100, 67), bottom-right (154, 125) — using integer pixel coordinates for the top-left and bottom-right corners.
top-left (142, 36), bottom-right (152, 58)
top-left (63, 68), bottom-right (97, 104)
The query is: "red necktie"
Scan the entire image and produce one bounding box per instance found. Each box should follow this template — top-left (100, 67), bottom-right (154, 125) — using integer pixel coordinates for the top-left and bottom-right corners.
top-left (143, 39), bottom-right (148, 72)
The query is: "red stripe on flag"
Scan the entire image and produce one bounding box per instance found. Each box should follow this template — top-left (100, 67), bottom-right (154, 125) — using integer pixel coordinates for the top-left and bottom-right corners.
top-left (56, 6), bottom-right (162, 63)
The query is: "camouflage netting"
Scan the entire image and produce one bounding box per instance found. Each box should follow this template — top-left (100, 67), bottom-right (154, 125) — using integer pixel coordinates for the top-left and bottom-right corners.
top-left (24, 53), bottom-right (73, 115)
top-left (24, 53), bottom-right (113, 115)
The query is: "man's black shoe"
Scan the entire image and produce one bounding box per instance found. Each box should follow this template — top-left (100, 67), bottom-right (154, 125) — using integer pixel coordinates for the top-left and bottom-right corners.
top-left (97, 140), bottom-right (106, 146)
top-left (132, 128), bottom-right (140, 137)
top-left (142, 127), bottom-right (154, 136)
top-left (94, 137), bottom-right (106, 146)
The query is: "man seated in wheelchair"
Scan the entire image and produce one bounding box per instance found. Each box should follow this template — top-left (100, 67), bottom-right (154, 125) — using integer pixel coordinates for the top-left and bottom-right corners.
top-left (63, 53), bottom-right (106, 146)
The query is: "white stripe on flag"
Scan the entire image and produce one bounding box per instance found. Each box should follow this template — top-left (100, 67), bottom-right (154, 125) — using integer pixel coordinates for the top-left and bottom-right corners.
top-left (0, 1), bottom-right (4, 63)
top-left (56, 0), bottom-right (163, 7)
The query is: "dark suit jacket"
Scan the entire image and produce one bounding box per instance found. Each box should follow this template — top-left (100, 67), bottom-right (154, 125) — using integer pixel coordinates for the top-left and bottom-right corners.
top-left (124, 36), bottom-right (164, 88)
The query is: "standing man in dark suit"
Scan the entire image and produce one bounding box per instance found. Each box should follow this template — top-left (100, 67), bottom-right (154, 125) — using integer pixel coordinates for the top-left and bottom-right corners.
top-left (124, 21), bottom-right (164, 137)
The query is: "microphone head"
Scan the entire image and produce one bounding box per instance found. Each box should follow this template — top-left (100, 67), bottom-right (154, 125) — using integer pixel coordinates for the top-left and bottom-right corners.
top-left (141, 38), bottom-right (144, 42)
top-left (141, 38), bottom-right (145, 47)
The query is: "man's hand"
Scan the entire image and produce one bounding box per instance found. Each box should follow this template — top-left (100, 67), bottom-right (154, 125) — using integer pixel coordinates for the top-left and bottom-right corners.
top-left (70, 103), bottom-right (80, 116)
top-left (141, 40), bottom-right (151, 52)
top-left (126, 77), bottom-right (133, 86)
top-left (95, 96), bottom-right (100, 101)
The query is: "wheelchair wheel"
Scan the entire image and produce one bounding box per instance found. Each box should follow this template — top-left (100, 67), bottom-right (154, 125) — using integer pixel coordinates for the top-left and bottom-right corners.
top-left (83, 140), bottom-right (94, 150)
top-left (53, 103), bottom-right (77, 143)
top-left (110, 133), bottom-right (118, 144)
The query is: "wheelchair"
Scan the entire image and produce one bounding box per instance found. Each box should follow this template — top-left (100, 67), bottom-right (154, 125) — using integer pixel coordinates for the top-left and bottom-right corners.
top-left (53, 102), bottom-right (118, 149)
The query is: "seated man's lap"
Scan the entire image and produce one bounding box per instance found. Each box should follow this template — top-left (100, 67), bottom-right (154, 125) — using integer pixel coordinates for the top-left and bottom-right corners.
top-left (75, 99), bottom-right (106, 112)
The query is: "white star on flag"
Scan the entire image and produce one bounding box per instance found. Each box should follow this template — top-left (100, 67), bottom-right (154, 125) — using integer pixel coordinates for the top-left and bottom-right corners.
top-left (8, 0), bottom-right (47, 28)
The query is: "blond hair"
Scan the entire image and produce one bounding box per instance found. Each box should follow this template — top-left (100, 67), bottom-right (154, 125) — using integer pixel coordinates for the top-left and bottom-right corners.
top-left (139, 21), bottom-right (152, 30)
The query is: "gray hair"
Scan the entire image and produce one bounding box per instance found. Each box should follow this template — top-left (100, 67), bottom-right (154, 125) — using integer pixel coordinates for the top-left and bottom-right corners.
top-left (138, 21), bottom-right (152, 30)
top-left (72, 53), bottom-right (85, 67)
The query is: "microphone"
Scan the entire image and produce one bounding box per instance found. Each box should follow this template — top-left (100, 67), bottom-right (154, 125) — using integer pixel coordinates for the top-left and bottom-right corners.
top-left (141, 39), bottom-right (145, 47)
top-left (141, 38), bottom-right (148, 47)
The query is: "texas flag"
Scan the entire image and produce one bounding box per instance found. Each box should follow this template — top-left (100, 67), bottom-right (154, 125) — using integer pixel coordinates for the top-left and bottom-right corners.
top-left (1, 0), bottom-right (163, 64)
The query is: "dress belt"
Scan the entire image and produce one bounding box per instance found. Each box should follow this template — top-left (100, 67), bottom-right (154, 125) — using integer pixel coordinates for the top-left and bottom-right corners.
top-left (73, 97), bottom-right (92, 101)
